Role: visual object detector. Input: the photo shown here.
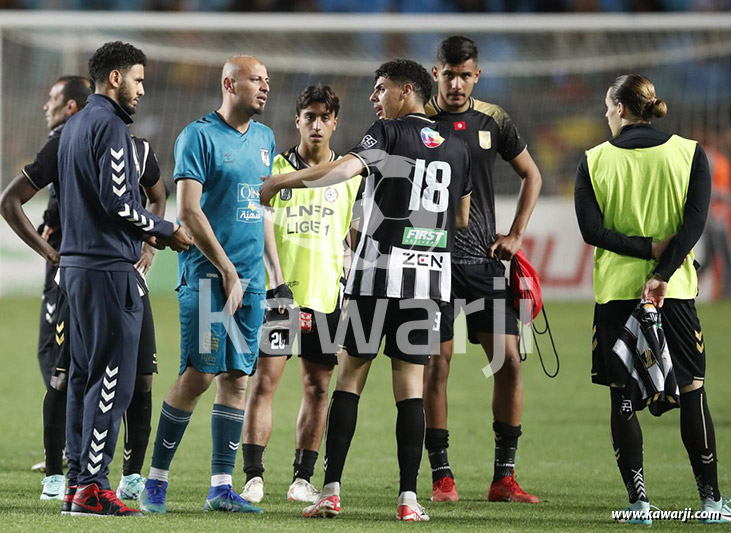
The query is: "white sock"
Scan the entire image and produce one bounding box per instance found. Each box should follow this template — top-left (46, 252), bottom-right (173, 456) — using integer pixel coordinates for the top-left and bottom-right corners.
top-left (148, 467), bottom-right (169, 483)
top-left (321, 482), bottom-right (340, 497)
top-left (398, 491), bottom-right (417, 505)
top-left (211, 473), bottom-right (232, 487)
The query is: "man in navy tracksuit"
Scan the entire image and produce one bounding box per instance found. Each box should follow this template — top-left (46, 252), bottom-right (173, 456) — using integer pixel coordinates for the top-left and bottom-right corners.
top-left (57, 41), bottom-right (193, 517)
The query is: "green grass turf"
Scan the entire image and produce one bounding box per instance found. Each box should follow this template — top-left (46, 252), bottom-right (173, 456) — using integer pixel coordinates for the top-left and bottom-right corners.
top-left (0, 296), bottom-right (729, 532)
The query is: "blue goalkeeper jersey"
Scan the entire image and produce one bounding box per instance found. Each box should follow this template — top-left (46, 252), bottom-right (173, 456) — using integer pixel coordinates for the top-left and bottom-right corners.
top-left (174, 111), bottom-right (275, 293)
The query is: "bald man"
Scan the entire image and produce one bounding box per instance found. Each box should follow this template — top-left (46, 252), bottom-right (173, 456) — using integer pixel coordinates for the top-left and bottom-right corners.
top-left (141, 55), bottom-right (290, 514)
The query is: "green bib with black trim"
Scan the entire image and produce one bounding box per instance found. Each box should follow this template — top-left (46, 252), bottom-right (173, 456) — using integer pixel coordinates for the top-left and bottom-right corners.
top-left (268, 149), bottom-right (361, 313)
top-left (587, 135), bottom-right (698, 304)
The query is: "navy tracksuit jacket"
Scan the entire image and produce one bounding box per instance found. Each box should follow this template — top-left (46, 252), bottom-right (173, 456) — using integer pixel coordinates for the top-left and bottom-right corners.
top-left (58, 94), bottom-right (174, 489)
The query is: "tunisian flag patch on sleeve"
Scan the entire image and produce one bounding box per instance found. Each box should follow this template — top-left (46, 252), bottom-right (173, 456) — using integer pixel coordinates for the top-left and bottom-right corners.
top-left (453, 121), bottom-right (466, 130)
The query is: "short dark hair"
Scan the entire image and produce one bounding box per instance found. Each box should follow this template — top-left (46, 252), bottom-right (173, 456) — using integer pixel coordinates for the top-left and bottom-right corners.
top-left (295, 84), bottom-right (340, 117)
top-left (56, 75), bottom-right (93, 110)
top-left (88, 41), bottom-right (146, 86)
top-left (436, 35), bottom-right (478, 65)
top-left (374, 59), bottom-right (433, 106)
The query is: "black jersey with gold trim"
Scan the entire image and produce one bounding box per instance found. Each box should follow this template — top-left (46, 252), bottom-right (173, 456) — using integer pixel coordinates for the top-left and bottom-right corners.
top-left (346, 113), bottom-right (472, 302)
top-left (426, 96), bottom-right (526, 264)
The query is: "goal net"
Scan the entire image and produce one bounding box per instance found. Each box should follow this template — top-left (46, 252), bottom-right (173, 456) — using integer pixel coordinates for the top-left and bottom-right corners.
top-left (2, 12), bottom-right (730, 194)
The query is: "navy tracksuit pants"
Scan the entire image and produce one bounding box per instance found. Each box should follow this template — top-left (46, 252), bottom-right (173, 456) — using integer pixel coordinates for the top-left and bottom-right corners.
top-left (60, 267), bottom-right (142, 489)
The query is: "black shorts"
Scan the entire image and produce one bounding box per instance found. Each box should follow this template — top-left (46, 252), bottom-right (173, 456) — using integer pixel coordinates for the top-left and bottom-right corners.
top-left (440, 261), bottom-right (519, 344)
top-left (342, 295), bottom-right (441, 365)
top-left (52, 270), bottom-right (158, 375)
top-left (592, 299), bottom-right (706, 388)
top-left (258, 307), bottom-right (341, 367)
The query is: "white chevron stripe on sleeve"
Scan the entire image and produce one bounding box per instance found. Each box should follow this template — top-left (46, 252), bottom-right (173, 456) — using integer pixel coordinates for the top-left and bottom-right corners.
top-left (113, 185), bottom-right (126, 197)
top-left (111, 160), bottom-right (125, 173)
top-left (101, 389), bottom-right (115, 402)
top-left (118, 204), bottom-right (131, 218)
top-left (111, 147), bottom-right (123, 160)
top-left (93, 429), bottom-right (108, 441)
top-left (112, 173), bottom-right (125, 184)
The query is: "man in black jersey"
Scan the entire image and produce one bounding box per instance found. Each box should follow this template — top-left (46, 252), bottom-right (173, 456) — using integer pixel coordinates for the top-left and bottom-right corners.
top-left (0, 74), bottom-right (174, 508)
top-left (1, 76), bottom-right (92, 501)
top-left (261, 59), bottom-right (472, 522)
top-left (423, 36), bottom-right (542, 504)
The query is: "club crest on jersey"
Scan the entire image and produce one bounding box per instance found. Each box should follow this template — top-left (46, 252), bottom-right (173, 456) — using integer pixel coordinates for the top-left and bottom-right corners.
top-left (324, 187), bottom-right (339, 203)
top-left (261, 149), bottom-right (270, 167)
top-left (359, 134), bottom-right (378, 149)
top-left (421, 127), bottom-right (445, 149)
top-left (280, 188), bottom-right (292, 201)
top-left (478, 130), bottom-right (491, 150)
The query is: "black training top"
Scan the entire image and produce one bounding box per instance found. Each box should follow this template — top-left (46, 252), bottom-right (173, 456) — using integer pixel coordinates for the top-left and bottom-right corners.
top-left (426, 96), bottom-right (526, 264)
top-left (574, 123), bottom-right (710, 281)
top-left (24, 122), bottom-right (162, 248)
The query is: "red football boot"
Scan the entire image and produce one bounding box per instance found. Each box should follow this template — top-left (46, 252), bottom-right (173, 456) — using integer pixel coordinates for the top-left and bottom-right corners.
top-left (431, 476), bottom-right (459, 502)
top-left (488, 471), bottom-right (539, 504)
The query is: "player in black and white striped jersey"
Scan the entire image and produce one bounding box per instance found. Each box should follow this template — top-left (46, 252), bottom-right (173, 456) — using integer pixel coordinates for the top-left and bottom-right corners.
top-left (260, 59), bottom-right (471, 522)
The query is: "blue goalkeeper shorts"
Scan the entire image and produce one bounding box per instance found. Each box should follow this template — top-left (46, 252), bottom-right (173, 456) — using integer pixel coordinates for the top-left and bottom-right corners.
top-left (178, 283), bottom-right (265, 375)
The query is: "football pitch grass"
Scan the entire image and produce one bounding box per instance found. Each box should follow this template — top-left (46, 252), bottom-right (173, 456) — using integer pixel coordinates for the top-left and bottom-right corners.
top-left (0, 296), bottom-right (729, 532)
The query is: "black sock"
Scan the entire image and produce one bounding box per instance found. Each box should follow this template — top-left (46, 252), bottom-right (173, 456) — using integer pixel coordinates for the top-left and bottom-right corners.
top-left (396, 398), bottom-right (425, 494)
top-left (242, 444), bottom-right (266, 482)
top-left (425, 428), bottom-right (453, 482)
top-left (123, 384), bottom-right (152, 476)
top-left (680, 387), bottom-right (720, 502)
top-left (323, 390), bottom-right (360, 486)
top-left (293, 449), bottom-right (318, 482)
top-left (43, 387), bottom-right (66, 475)
top-left (610, 388), bottom-right (647, 503)
top-left (493, 420), bottom-right (521, 482)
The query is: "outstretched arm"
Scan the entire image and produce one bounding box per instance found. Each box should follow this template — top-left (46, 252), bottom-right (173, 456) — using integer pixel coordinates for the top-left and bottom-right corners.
top-left (260, 154), bottom-right (365, 206)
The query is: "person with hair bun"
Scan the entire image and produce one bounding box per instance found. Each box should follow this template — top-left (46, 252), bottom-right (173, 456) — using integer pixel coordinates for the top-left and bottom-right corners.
top-left (575, 74), bottom-right (729, 524)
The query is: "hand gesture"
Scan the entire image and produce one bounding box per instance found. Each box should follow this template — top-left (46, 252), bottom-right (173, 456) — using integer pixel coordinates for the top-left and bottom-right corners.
top-left (259, 175), bottom-right (280, 207)
top-left (642, 274), bottom-right (668, 308)
top-left (41, 225), bottom-right (55, 242)
top-left (489, 233), bottom-right (522, 261)
top-left (267, 283), bottom-right (294, 314)
top-left (222, 269), bottom-right (244, 316)
top-left (651, 233), bottom-right (676, 261)
top-left (135, 244), bottom-right (156, 274)
top-left (160, 224), bottom-right (194, 252)
top-left (45, 247), bottom-right (60, 267)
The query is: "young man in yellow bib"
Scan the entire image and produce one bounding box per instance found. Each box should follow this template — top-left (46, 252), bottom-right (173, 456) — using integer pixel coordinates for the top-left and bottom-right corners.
top-left (240, 85), bottom-right (361, 504)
